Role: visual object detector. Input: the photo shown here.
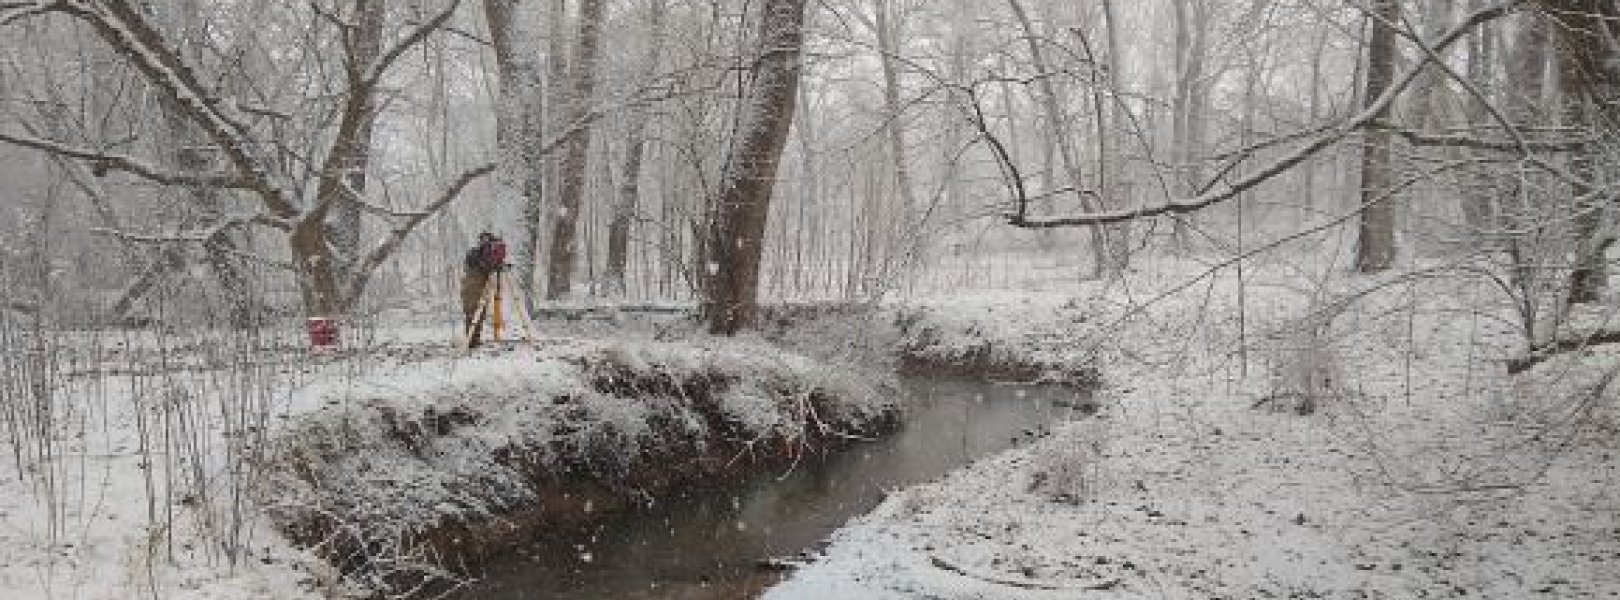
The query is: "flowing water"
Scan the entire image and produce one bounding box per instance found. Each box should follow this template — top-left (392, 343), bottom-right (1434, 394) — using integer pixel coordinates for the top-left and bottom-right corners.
top-left (453, 377), bottom-right (1089, 599)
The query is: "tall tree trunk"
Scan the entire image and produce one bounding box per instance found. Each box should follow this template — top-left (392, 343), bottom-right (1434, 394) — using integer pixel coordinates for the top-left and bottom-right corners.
top-left (1405, 0), bottom-right (1454, 131)
top-left (1459, 0), bottom-right (1498, 238)
top-left (304, 0), bottom-right (386, 314)
top-left (1302, 23), bottom-right (1329, 223)
top-left (1355, 0), bottom-right (1400, 273)
top-left (485, 0), bottom-right (548, 309)
top-left (606, 0), bottom-right (668, 296)
top-left (702, 0), bottom-right (809, 334)
top-left (1169, 0), bottom-right (1208, 252)
top-left (874, 0), bottom-right (918, 249)
top-left (546, 0), bottom-right (607, 300)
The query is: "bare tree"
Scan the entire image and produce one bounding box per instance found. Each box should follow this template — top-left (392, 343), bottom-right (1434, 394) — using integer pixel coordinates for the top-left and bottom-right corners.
top-left (0, 1), bottom-right (493, 318)
top-left (701, 0), bottom-right (809, 334)
top-left (1544, 0), bottom-right (1620, 303)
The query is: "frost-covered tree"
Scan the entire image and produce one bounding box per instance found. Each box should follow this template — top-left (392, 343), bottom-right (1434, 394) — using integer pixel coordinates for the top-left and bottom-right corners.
top-left (0, 0), bottom-right (492, 319)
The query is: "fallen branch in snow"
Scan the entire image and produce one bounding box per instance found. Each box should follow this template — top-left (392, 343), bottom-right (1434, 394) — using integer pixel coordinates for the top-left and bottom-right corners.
top-left (928, 555), bottom-right (1121, 591)
top-left (1507, 330), bottom-right (1620, 374)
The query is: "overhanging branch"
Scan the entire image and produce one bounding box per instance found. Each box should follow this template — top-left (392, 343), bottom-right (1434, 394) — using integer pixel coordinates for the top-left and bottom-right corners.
top-left (0, 130), bottom-right (256, 189)
top-left (0, 1), bottom-right (56, 26)
top-left (1373, 121), bottom-right (1593, 152)
top-left (90, 213), bottom-right (283, 244)
top-left (1005, 0), bottom-right (1522, 229)
top-left (341, 162), bottom-right (495, 305)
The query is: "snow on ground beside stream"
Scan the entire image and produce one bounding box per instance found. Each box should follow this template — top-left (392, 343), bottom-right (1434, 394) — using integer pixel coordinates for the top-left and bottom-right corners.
top-left (769, 257), bottom-right (1620, 599)
top-left (0, 329), bottom-right (898, 600)
top-left (6, 254), bottom-right (1620, 599)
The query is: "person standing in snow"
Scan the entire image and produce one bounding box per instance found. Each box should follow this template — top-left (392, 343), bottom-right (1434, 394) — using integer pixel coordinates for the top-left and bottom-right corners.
top-left (461, 231), bottom-right (507, 348)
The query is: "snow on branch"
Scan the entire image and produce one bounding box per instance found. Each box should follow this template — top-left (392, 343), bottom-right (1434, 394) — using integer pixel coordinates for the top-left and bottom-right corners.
top-left (361, 0), bottom-right (463, 89)
top-left (0, 130), bottom-right (256, 189)
top-left (340, 162), bottom-right (495, 305)
top-left (1372, 122), bottom-right (1595, 153)
top-left (90, 213), bottom-right (284, 245)
top-left (0, 0), bottom-right (56, 27)
top-left (51, 0), bottom-right (301, 218)
top-left (1005, 0), bottom-right (1523, 230)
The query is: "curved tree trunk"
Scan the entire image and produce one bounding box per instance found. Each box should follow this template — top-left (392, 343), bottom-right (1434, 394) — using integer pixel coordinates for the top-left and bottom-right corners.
top-left (702, 0), bottom-right (809, 335)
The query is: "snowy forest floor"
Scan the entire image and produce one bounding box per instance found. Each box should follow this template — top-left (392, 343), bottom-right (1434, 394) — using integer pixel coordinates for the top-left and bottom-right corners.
top-left (4, 254), bottom-right (1620, 600)
top-left (768, 257), bottom-right (1620, 599)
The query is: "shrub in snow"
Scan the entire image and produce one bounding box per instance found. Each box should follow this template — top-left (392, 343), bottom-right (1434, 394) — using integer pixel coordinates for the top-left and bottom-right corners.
top-left (1029, 420), bottom-right (1111, 504)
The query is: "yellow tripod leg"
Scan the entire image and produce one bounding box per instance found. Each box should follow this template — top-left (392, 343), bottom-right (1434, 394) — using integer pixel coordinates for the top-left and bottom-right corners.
top-left (463, 274), bottom-right (497, 349)
top-left (492, 271), bottom-right (505, 342)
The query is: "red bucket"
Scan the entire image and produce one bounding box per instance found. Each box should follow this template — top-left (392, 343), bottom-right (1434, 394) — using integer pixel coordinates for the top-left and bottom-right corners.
top-left (306, 317), bottom-right (340, 349)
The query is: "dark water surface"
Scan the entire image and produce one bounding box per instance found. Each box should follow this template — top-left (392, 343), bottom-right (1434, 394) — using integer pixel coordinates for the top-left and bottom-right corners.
top-left (453, 377), bottom-right (1088, 600)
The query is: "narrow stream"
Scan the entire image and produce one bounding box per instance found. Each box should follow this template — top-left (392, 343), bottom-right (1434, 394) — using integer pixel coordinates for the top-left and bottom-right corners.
top-left (454, 377), bottom-right (1088, 599)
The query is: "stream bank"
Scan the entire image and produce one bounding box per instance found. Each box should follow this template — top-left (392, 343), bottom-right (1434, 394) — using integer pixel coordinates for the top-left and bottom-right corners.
top-left (260, 339), bottom-right (900, 596)
top-left (450, 377), bottom-right (1090, 599)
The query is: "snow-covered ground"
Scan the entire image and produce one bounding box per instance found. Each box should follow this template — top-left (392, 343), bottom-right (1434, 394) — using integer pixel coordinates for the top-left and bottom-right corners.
top-left (769, 257), bottom-right (1620, 599)
top-left (0, 327), bottom-right (897, 600)
top-left (5, 255), bottom-right (1619, 599)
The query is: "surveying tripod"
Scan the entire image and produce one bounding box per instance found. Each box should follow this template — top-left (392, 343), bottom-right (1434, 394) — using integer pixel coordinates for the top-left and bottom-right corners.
top-left (462, 269), bottom-right (539, 349)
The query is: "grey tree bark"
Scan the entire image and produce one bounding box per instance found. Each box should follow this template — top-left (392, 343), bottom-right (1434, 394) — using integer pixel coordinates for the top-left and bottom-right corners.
top-left (701, 0), bottom-right (809, 334)
top-left (1355, 0), bottom-right (1400, 273)
top-left (485, 0), bottom-right (548, 309)
top-left (546, 0), bottom-right (607, 300)
top-left (606, 0), bottom-right (668, 297)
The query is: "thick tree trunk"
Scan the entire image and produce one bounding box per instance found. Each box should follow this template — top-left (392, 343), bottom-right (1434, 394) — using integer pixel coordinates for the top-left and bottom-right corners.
top-left (1458, 0), bottom-right (1498, 237)
top-left (702, 0), bottom-right (808, 335)
top-left (324, 0), bottom-right (384, 281)
top-left (1355, 0), bottom-right (1400, 273)
top-left (874, 0), bottom-right (918, 241)
top-left (485, 0), bottom-right (548, 309)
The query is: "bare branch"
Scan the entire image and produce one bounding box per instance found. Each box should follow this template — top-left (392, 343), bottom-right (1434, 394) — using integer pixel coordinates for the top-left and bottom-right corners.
top-left (0, 0), bottom-right (57, 26)
top-left (0, 130), bottom-right (256, 189)
top-left (1006, 0), bottom-right (1523, 229)
top-left (89, 213), bottom-right (283, 244)
top-left (53, 0), bottom-right (301, 218)
top-left (362, 0), bottom-right (463, 89)
top-left (340, 162), bottom-right (496, 305)
top-left (1373, 122), bottom-right (1593, 152)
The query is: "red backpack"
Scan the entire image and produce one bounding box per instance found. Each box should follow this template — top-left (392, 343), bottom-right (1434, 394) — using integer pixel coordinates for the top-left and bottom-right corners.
top-left (465, 238), bottom-right (507, 272)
